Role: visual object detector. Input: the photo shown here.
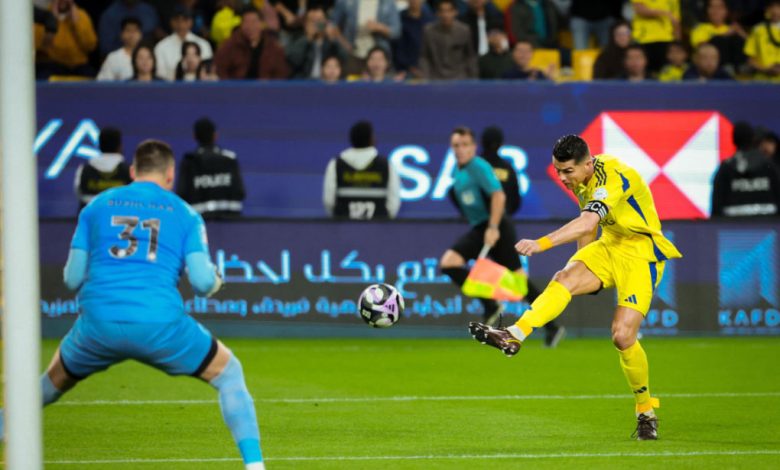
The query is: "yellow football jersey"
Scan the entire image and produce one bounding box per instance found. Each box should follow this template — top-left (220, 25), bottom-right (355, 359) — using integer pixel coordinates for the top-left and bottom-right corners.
top-left (690, 23), bottom-right (731, 48)
top-left (574, 154), bottom-right (682, 262)
top-left (744, 22), bottom-right (780, 82)
top-left (632, 0), bottom-right (680, 44)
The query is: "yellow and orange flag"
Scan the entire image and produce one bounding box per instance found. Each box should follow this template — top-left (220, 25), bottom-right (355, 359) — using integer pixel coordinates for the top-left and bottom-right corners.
top-left (462, 246), bottom-right (528, 301)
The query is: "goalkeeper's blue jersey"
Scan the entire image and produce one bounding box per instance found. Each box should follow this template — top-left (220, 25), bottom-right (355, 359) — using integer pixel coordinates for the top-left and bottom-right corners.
top-left (71, 181), bottom-right (210, 323)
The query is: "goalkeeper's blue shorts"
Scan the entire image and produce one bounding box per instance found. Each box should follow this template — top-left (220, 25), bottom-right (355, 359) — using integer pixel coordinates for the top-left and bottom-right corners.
top-left (59, 314), bottom-right (216, 380)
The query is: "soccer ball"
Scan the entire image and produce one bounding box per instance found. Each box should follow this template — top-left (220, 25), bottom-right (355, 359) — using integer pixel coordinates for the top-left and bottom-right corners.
top-left (358, 284), bottom-right (404, 328)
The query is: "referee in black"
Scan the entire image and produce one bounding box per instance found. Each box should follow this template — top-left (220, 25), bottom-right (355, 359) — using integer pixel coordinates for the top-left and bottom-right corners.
top-left (480, 126), bottom-right (565, 347)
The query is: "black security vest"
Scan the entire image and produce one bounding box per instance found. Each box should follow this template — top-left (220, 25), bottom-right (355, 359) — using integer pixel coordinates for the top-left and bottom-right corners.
top-left (78, 162), bottom-right (132, 209)
top-left (334, 155), bottom-right (390, 220)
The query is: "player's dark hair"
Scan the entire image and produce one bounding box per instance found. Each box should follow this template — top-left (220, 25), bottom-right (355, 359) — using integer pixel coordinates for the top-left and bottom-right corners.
top-left (552, 134), bottom-right (591, 163)
top-left (133, 140), bottom-right (175, 175)
top-left (732, 121), bottom-right (754, 150)
top-left (194, 118), bottom-right (216, 146)
top-left (481, 126), bottom-right (504, 155)
top-left (99, 127), bottom-right (122, 153)
top-left (452, 126), bottom-right (475, 142)
top-left (121, 16), bottom-right (142, 31)
top-left (350, 120), bottom-right (374, 148)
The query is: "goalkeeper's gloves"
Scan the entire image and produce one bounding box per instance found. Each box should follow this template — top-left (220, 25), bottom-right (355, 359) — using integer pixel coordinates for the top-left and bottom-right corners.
top-left (206, 266), bottom-right (224, 297)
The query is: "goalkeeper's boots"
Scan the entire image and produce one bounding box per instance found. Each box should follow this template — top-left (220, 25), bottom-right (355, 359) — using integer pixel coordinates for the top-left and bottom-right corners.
top-left (632, 413), bottom-right (659, 441)
top-left (468, 322), bottom-right (522, 357)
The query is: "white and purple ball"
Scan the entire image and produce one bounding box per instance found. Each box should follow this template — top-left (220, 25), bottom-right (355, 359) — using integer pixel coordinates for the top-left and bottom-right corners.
top-left (358, 284), bottom-right (404, 328)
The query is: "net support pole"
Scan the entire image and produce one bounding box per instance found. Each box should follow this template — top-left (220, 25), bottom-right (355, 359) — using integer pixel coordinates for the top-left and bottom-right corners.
top-left (1, 1), bottom-right (43, 469)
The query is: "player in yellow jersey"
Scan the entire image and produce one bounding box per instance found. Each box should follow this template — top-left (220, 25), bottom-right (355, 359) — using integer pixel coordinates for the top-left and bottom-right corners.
top-left (469, 134), bottom-right (682, 440)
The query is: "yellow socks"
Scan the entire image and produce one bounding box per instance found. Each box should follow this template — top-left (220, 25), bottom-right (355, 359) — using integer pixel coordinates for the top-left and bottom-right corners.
top-left (618, 341), bottom-right (659, 415)
top-left (507, 281), bottom-right (572, 340)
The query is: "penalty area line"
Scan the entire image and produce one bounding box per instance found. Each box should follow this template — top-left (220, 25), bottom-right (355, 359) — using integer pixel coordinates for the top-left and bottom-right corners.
top-left (44, 449), bottom-right (780, 465)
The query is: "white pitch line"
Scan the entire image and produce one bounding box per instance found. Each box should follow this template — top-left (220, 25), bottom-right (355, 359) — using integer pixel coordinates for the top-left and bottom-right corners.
top-left (56, 391), bottom-right (780, 406)
top-left (44, 449), bottom-right (780, 465)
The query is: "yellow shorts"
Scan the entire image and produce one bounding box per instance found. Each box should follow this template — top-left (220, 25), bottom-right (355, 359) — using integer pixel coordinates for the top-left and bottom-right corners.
top-left (569, 240), bottom-right (665, 315)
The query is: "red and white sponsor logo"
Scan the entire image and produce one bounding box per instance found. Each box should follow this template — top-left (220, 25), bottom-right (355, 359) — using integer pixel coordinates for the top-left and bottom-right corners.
top-left (548, 111), bottom-right (735, 219)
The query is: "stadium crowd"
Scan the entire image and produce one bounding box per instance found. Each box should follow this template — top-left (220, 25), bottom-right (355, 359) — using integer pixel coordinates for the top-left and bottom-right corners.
top-left (32, 0), bottom-right (780, 83)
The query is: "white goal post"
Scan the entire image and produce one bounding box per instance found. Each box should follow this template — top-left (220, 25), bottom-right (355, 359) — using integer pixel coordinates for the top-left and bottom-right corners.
top-left (1, 1), bottom-right (43, 469)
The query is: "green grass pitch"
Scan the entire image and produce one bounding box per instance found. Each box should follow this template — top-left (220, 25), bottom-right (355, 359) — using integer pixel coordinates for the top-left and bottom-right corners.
top-left (10, 336), bottom-right (780, 468)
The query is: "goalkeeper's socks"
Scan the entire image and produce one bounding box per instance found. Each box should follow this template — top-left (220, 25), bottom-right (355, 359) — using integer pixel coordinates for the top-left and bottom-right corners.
top-left (0, 373), bottom-right (63, 440)
top-left (210, 355), bottom-right (264, 467)
top-left (42, 372), bottom-right (64, 406)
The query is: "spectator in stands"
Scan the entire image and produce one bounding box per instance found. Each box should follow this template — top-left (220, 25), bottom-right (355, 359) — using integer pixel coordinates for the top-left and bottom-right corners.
top-left (505, 0), bottom-right (559, 48)
top-left (175, 41), bottom-right (203, 81)
top-left (459, 0), bottom-right (504, 56)
top-left (287, 6), bottom-right (347, 79)
top-left (744, 0), bottom-right (780, 81)
top-left (130, 43), bottom-right (163, 81)
top-left (502, 39), bottom-right (549, 80)
top-left (621, 44), bottom-right (652, 82)
top-left (362, 46), bottom-right (402, 81)
top-left (97, 17), bottom-right (142, 81)
top-left (211, 0), bottom-right (242, 47)
top-left (329, 0), bottom-right (401, 74)
top-left (658, 41), bottom-right (689, 81)
top-left (212, 0), bottom-right (280, 48)
top-left (392, 0), bottom-right (434, 78)
top-left (631, 0), bottom-right (681, 74)
top-left (177, 118), bottom-right (246, 219)
top-left (569, 0), bottom-right (620, 50)
top-left (594, 20), bottom-right (632, 79)
top-left (198, 59), bottom-right (220, 81)
top-left (690, 0), bottom-right (747, 73)
top-left (155, 6), bottom-right (213, 81)
top-left (215, 6), bottom-right (290, 80)
top-left (74, 127), bottom-right (132, 210)
top-left (272, 1), bottom-right (334, 36)
top-left (323, 120), bottom-right (401, 220)
top-left (683, 42), bottom-right (734, 80)
top-left (321, 55), bottom-right (344, 82)
top-left (711, 121), bottom-right (780, 217)
top-left (479, 29), bottom-right (514, 78)
top-left (99, 0), bottom-right (160, 56)
top-left (756, 128), bottom-right (780, 168)
top-left (34, 0), bottom-right (97, 80)
top-left (419, 0), bottom-right (478, 80)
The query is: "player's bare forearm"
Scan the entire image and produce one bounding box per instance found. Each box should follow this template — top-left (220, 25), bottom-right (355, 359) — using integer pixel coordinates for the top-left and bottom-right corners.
top-left (516, 212), bottom-right (599, 256)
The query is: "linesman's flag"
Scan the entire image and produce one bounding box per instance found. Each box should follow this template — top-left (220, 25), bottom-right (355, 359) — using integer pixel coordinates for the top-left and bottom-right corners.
top-left (462, 256), bottom-right (528, 301)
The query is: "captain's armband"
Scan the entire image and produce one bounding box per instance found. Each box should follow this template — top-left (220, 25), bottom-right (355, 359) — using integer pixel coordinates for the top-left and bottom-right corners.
top-left (582, 200), bottom-right (608, 219)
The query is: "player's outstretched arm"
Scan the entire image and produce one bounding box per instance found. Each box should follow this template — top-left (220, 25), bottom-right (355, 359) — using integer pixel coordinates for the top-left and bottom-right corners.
top-left (516, 211), bottom-right (600, 256)
top-left (63, 248), bottom-right (88, 291)
top-left (186, 252), bottom-right (223, 297)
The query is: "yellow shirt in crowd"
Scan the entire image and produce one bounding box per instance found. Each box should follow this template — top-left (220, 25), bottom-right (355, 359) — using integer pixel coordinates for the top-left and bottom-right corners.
top-left (690, 23), bottom-right (731, 48)
top-left (632, 0), bottom-right (680, 44)
top-left (744, 22), bottom-right (780, 81)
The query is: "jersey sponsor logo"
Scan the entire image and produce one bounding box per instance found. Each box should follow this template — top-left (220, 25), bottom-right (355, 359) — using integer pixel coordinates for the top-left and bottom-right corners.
top-left (547, 111), bottom-right (735, 219)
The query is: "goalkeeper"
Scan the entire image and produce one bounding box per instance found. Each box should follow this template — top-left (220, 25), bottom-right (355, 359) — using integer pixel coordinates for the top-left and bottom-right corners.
top-left (440, 127), bottom-right (564, 347)
top-left (0, 140), bottom-right (265, 470)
